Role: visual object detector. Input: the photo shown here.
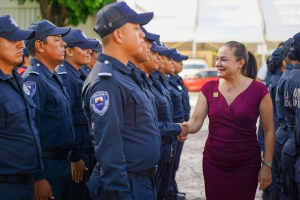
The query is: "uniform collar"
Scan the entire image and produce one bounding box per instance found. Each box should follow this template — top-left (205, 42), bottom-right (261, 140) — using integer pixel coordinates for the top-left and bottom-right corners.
top-left (80, 65), bottom-right (91, 72)
top-left (31, 58), bottom-right (54, 79)
top-left (98, 54), bottom-right (131, 75)
top-left (285, 64), bottom-right (294, 70)
top-left (62, 61), bottom-right (81, 78)
top-left (0, 68), bottom-right (19, 81)
top-left (274, 70), bottom-right (283, 76)
top-left (293, 63), bottom-right (300, 69)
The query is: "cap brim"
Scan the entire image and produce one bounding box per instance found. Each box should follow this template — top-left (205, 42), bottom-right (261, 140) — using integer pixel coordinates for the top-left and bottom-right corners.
top-left (129, 12), bottom-right (154, 25)
top-left (77, 40), bottom-right (99, 49)
top-left (174, 55), bottom-right (188, 62)
top-left (50, 27), bottom-right (71, 37)
top-left (146, 32), bottom-right (160, 42)
top-left (151, 45), bottom-right (168, 52)
top-left (4, 29), bottom-right (36, 41)
top-left (158, 49), bottom-right (173, 56)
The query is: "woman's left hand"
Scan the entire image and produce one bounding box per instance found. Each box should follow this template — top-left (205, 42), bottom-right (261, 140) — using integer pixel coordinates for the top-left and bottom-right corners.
top-left (258, 165), bottom-right (272, 191)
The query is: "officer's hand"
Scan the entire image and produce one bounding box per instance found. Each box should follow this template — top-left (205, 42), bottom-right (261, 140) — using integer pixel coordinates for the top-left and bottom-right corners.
top-left (71, 159), bottom-right (88, 183)
top-left (34, 179), bottom-right (54, 200)
top-left (258, 165), bottom-right (272, 191)
top-left (177, 123), bottom-right (188, 142)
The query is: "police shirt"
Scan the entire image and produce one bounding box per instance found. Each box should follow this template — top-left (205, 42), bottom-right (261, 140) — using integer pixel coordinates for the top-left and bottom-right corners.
top-left (0, 69), bottom-right (43, 175)
top-left (82, 54), bottom-right (161, 199)
top-left (80, 65), bottom-right (92, 79)
top-left (268, 70), bottom-right (283, 131)
top-left (56, 61), bottom-right (93, 160)
top-left (22, 59), bottom-right (74, 179)
top-left (175, 75), bottom-right (191, 121)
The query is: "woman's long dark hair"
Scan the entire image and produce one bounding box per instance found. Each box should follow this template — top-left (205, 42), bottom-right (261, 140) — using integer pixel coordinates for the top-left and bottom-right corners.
top-left (222, 41), bottom-right (257, 79)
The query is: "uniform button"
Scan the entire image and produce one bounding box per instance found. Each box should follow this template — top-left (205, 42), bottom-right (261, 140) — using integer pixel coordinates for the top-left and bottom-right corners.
top-left (37, 64), bottom-right (40, 66)
top-left (104, 60), bottom-right (109, 64)
top-left (61, 64), bottom-right (64, 67)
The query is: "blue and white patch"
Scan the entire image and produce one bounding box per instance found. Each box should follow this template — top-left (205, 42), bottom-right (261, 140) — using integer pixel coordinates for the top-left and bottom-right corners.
top-left (23, 83), bottom-right (31, 96)
top-left (177, 85), bottom-right (183, 90)
top-left (24, 81), bottom-right (36, 97)
top-left (90, 91), bottom-right (109, 116)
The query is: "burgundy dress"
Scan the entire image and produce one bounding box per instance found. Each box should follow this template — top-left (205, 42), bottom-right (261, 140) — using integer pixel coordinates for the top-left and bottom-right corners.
top-left (201, 80), bottom-right (269, 200)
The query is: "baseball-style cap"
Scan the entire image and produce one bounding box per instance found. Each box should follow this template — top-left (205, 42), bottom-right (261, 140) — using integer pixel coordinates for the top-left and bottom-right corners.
top-left (140, 26), bottom-right (159, 42)
top-left (173, 54), bottom-right (188, 62)
top-left (94, 2), bottom-right (154, 38)
top-left (91, 39), bottom-right (102, 52)
top-left (281, 38), bottom-right (293, 58)
top-left (150, 41), bottom-right (168, 52)
top-left (271, 47), bottom-right (284, 64)
top-left (0, 15), bottom-right (36, 41)
top-left (25, 19), bottom-right (71, 50)
top-left (62, 29), bottom-right (99, 49)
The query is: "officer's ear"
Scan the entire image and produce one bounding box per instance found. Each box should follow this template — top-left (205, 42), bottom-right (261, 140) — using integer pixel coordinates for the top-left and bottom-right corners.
top-left (282, 59), bottom-right (286, 67)
top-left (35, 40), bottom-right (45, 53)
top-left (65, 47), bottom-right (73, 57)
top-left (112, 29), bottom-right (123, 44)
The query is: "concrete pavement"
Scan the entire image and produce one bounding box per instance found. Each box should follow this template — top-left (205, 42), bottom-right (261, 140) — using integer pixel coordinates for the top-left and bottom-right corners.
top-left (176, 92), bottom-right (263, 200)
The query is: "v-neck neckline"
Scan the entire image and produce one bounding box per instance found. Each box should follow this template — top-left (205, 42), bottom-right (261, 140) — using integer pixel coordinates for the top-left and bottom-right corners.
top-left (218, 79), bottom-right (254, 107)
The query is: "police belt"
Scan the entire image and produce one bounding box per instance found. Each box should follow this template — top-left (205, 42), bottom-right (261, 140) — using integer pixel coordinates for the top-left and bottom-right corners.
top-left (74, 124), bottom-right (88, 130)
top-left (161, 137), bottom-right (173, 144)
top-left (173, 119), bottom-right (184, 123)
top-left (0, 174), bottom-right (32, 183)
top-left (127, 165), bottom-right (158, 179)
top-left (42, 151), bottom-right (71, 160)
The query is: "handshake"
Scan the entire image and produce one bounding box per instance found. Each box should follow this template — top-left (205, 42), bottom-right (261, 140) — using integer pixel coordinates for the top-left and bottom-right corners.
top-left (177, 122), bottom-right (189, 142)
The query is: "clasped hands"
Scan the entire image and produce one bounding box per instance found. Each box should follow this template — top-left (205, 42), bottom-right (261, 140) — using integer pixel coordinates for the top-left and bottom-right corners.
top-left (177, 122), bottom-right (189, 142)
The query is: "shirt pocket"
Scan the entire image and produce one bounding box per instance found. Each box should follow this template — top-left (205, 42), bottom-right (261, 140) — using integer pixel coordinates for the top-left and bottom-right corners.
top-left (3, 101), bottom-right (27, 133)
top-left (124, 91), bottom-right (148, 126)
top-left (53, 94), bottom-right (66, 118)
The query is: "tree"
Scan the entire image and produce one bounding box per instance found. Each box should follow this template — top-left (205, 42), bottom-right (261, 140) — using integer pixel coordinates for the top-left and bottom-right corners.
top-left (22, 0), bottom-right (115, 26)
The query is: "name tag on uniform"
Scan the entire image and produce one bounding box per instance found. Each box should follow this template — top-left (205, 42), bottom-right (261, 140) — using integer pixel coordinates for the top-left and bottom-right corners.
top-left (213, 92), bottom-right (218, 97)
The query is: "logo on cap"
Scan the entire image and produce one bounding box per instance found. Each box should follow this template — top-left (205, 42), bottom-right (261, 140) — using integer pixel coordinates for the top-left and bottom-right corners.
top-left (90, 91), bottom-right (109, 115)
top-left (9, 17), bottom-right (18, 27)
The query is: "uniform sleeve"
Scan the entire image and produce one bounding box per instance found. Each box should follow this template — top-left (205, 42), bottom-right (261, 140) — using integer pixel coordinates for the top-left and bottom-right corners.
top-left (157, 122), bottom-right (182, 137)
top-left (82, 79), bottom-right (132, 200)
top-left (276, 79), bottom-right (288, 128)
top-left (62, 76), bottom-right (81, 162)
top-left (24, 75), bottom-right (46, 181)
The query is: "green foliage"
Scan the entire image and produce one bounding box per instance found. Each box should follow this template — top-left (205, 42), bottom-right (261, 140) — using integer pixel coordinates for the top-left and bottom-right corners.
top-left (26, 0), bottom-right (114, 26)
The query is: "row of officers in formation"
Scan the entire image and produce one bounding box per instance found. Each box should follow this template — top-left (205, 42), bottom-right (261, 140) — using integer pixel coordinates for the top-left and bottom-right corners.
top-left (258, 31), bottom-right (300, 198)
top-left (0, 2), bottom-right (191, 200)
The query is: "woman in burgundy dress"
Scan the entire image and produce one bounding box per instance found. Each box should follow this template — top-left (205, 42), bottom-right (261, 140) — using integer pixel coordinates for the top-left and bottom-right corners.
top-left (184, 41), bottom-right (275, 200)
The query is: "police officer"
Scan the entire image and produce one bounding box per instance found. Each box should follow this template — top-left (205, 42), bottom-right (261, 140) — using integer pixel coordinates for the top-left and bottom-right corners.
top-left (274, 38), bottom-right (295, 200)
top-left (170, 52), bottom-right (190, 200)
top-left (0, 14), bottom-right (43, 200)
top-left (132, 27), bottom-right (188, 196)
top-left (82, 2), bottom-right (160, 199)
top-left (22, 20), bottom-right (74, 200)
top-left (80, 39), bottom-right (102, 78)
top-left (56, 29), bottom-right (99, 200)
top-left (282, 32), bottom-right (300, 200)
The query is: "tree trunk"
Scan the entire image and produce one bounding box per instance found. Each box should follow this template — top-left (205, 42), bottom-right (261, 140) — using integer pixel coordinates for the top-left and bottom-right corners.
top-left (38, 0), bottom-right (68, 26)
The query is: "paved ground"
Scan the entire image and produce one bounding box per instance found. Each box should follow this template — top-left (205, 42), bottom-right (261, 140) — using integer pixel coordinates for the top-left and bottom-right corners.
top-left (176, 92), bottom-right (263, 200)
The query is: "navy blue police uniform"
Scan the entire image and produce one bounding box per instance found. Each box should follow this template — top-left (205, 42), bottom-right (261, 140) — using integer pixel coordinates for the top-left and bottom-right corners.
top-left (56, 61), bottom-right (95, 200)
top-left (0, 69), bottom-right (43, 200)
top-left (22, 59), bottom-right (74, 199)
top-left (273, 39), bottom-right (294, 200)
top-left (0, 14), bottom-right (43, 200)
top-left (281, 34), bottom-right (300, 200)
top-left (131, 62), bottom-right (182, 195)
top-left (56, 29), bottom-right (99, 200)
top-left (80, 65), bottom-right (92, 79)
top-left (82, 54), bottom-right (161, 200)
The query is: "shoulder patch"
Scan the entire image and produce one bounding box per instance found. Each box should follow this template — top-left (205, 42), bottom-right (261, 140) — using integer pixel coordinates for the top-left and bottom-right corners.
top-left (24, 81), bottom-right (37, 97)
top-left (23, 83), bottom-right (31, 96)
top-left (90, 91), bottom-right (109, 116)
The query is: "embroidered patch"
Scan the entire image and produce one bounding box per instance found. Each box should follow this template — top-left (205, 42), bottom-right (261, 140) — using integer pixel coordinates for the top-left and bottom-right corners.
top-left (23, 83), bottom-right (30, 96)
top-left (24, 81), bottom-right (36, 97)
top-left (90, 91), bottom-right (109, 116)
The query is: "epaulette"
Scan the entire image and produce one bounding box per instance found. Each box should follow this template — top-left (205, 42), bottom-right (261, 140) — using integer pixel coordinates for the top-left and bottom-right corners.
top-left (56, 64), bottom-right (67, 75)
top-left (96, 60), bottom-right (112, 77)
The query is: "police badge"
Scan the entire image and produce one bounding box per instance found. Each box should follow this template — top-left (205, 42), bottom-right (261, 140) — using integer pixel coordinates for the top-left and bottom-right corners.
top-left (24, 81), bottom-right (36, 97)
top-left (90, 91), bottom-right (109, 116)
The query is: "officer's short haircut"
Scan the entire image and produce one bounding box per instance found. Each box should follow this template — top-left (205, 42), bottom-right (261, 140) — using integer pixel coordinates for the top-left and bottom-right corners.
top-left (29, 37), bottom-right (48, 57)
